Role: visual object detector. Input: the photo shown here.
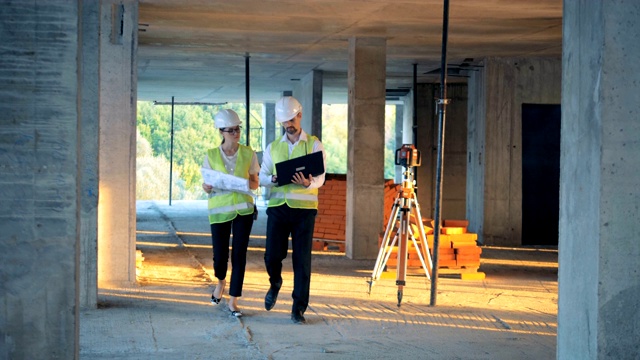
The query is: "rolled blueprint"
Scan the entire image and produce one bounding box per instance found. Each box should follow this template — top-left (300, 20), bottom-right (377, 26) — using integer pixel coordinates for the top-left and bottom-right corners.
top-left (201, 168), bottom-right (254, 195)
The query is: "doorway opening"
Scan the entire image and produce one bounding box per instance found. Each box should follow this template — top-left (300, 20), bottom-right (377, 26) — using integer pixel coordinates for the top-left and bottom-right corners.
top-left (521, 103), bottom-right (561, 246)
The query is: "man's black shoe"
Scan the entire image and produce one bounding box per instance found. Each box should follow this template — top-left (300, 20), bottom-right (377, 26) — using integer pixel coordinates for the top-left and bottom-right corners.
top-left (264, 286), bottom-right (280, 311)
top-left (291, 311), bottom-right (306, 324)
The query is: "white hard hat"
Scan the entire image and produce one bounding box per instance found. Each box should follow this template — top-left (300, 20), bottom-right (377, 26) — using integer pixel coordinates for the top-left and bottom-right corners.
top-left (214, 109), bottom-right (242, 128)
top-left (275, 96), bottom-right (302, 122)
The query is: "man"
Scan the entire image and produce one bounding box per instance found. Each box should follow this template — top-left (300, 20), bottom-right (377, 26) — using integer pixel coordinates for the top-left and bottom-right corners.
top-left (259, 96), bottom-right (326, 324)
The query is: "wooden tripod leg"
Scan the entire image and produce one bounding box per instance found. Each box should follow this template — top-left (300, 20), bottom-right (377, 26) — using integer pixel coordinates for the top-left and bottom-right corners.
top-left (396, 205), bottom-right (410, 307)
top-left (369, 196), bottom-right (401, 293)
top-left (411, 194), bottom-right (433, 279)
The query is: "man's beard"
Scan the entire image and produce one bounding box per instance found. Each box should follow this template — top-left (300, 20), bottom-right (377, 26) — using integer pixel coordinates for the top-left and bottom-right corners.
top-left (286, 126), bottom-right (298, 134)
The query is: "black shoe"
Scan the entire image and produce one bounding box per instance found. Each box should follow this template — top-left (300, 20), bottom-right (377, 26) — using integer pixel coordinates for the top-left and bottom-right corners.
top-left (210, 294), bottom-right (221, 305)
top-left (291, 311), bottom-right (306, 324)
top-left (211, 281), bottom-right (225, 305)
top-left (264, 286), bottom-right (280, 311)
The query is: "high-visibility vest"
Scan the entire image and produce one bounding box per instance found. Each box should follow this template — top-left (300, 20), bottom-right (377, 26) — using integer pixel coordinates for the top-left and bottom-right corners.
top-left (207, 145), bottom-right (255, 224)
top-left (268, 136), bottom-right (319, 210)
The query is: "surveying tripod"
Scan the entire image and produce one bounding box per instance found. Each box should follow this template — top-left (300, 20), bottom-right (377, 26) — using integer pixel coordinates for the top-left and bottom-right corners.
top-left (367, 144), bottom-right (433, 307)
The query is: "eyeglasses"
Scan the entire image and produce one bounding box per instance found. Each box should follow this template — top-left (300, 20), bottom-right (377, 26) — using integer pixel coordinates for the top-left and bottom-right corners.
top-left (221, 126), bottom-right (242, 134)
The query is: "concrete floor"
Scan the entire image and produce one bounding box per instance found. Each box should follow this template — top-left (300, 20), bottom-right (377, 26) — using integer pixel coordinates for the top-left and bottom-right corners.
top-left (80, 200), bottom-right (558, 359)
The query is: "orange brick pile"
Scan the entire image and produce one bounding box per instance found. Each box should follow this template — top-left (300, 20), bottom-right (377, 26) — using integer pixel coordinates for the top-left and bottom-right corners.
top-left (312, 174), bottom-right (347, 251)
top-left (382, 180), bottom-right (402, 227)
top-left (312, 176), bottom-right (399, 252)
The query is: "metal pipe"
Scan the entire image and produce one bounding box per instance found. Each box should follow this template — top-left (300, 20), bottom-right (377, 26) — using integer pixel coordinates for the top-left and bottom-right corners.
top-left (413, 63), bottom-right (418, 146)
top-left (153, 101), bottom-right (226, 106)
top-left (412, 63), bottom-right (419, 190)
top-left (169, 96), bottom-right (175, 206)
top-left (245, 53), bottom-right (250, 147)
top-left (430, 0), bottom-right (450, 307)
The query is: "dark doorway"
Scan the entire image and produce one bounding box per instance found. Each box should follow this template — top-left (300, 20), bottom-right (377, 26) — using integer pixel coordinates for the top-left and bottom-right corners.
top-left (522, 104), bottom-right (561, 246)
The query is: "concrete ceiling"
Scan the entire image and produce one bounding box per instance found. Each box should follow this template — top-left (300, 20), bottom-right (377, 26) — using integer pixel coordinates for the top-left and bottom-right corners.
top-left (137, 0), bottom-right (562, 104)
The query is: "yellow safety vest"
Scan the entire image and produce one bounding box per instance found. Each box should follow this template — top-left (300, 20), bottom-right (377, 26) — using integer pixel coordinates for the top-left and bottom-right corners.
top-left (268, 136), bottom-right (320, 210)
top-left (207, 145), bottom-right (255, 224)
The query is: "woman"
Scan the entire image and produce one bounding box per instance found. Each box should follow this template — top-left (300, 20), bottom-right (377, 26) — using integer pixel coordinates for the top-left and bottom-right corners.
top-left (201, 109), bottom-right (259, 317)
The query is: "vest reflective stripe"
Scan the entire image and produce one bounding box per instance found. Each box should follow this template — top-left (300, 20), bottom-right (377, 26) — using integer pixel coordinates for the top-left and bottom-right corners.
top-left (268, 136), bottom-right (319, 210)
top-left (208, 202), bottom-right (252, 215)
top-left (207, 145), bottom-right (255, 224)
top-left (269, 192), bottom-right (317, 201)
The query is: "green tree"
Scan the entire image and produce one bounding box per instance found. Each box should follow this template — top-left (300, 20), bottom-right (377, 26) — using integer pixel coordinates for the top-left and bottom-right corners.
top-left (321, 104), bottom-right (348, 174)
top-left (321, 104), bottom-right (398, 178)
top-left (384, 105), bottom-right (397, 179)
top-left (137, 101), bottom-right (265, 200)
top-left (136, 128), bottom-right (183, 200)
top-left (137, 100), bottom-right (399, 201)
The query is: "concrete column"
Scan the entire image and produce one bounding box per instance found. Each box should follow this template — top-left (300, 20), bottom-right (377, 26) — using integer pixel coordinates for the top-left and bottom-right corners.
top-left (466, 70), bottom-right (486, 243)
top-left (311, 70), bottom-right (323, 140)
top-left (296, 70), bottom-right (324, 139)
top-left (263, 102), bottom-right (276, 148)
top-left (0, 2), bottom-right (81, 358)
top-left (98, 0), bottom-right (138, 286)
top-left (260, 102), bottom-right (275, 203)
top-left (346, 37), bottom-right (386, 259)
top-left (79, 0), bottom-right (100, 310)
top-left (402, 92), bottom-right (414, 145)
top-left (558, 1), bottom-right (640, 358)
top-left (279, 91), bottom-right (293, 136)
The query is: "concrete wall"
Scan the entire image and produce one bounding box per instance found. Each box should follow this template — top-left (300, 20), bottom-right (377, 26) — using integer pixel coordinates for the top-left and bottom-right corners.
top-left (558, 1), bottom-right (640, 358)
top-left (467, 57), bottom-right (561, 245)
top-left (0, 2), bottom-right (81, 358)
top-left (414, 84), bottom-right (468, 222)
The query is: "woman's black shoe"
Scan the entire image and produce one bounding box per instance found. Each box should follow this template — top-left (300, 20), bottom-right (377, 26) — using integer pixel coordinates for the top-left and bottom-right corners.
top-left (211, 281), bottom-right (225, 305)
top-left (211, 294), bottom-right (221, 305)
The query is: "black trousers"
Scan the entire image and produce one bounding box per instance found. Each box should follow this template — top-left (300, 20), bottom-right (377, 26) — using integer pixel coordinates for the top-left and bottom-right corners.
top-left (210, 213), bottom-right (254, 297)
top-left (264, 204), bottom-right (317, 314)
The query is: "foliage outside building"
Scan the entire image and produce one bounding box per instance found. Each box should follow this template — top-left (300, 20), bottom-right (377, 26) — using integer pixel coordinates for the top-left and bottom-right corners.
top-left (136, 101), bottom-right (399, 201)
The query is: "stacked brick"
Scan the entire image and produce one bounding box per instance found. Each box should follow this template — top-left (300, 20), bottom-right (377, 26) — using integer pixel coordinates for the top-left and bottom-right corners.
top-left (312, 174), bottom-right (347, 251)
top-left (312, 176), bottom-right (400, 251)
top-left (382, 180), bottom-right (402, 227)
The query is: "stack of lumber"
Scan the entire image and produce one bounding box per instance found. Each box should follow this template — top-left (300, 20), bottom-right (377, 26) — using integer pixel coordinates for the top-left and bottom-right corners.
top-left (378, 218), bottom-right (485, 280)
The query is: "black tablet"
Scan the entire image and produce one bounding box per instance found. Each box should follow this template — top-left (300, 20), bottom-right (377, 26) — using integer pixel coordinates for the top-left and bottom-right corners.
top-left (275, 151), bottom-right (325, 186)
